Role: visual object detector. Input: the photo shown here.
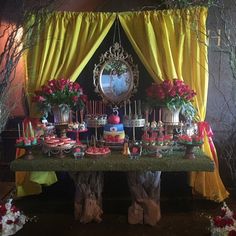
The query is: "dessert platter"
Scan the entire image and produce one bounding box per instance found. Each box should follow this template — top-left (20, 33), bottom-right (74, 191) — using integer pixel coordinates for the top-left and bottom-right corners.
top-left (42, 135), bottom-right (76, 157)
top-left (85, 146), bottom-right (111, 159)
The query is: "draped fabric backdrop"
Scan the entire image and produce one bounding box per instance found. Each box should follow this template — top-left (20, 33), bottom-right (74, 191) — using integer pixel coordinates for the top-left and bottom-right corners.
top-left (17, 11), bottom-right (116, 197)
top-left (119, 7), bottom-right (228, 202)
top-left (27, 11), bottom-right (116, 116)
top-left (21, 7), bottom-right (228, 201)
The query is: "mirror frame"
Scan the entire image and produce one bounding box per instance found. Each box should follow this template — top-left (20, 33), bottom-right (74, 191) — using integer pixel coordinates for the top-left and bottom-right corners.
top-left (93, 42), bottom-right (139, 106)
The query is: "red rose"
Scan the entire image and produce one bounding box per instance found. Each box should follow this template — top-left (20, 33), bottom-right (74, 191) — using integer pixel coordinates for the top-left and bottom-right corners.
top-left (0, 205), bottom-right (7, 216)
top-left (11, 205), bottom-right (19, 213)
top-left (162, 79), bottom-right (173, 91)
top-left (6, 219), bottom-right (14, 224)
top-left (213, 216), bottom-right (227, 228)
top-left (73, 82), bottom-right (80, 91)
top-left (233, 211), bottom-right (236, 220)
top-left (48, 79), bottom-right (56, 88)
top-left (132, 147), bottom-right (139, 154)
top-left (225, 218), bottom-right (234, 226)
top-left (169, 88), bottom-right (176, 97)
top-left (72, 96), bottom-right (79, 102)
top-left (80, 95), bottom-right (88, 103)
top-left (229, 230), bottom-right (236, 236)
top-left (14, 218), bottom-right (19, 224)
top-left (59, 84), bottom-right (66, 91)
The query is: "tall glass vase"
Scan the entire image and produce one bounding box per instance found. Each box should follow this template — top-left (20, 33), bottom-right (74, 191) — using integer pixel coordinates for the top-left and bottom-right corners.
top-left (52, 104), bottom-right (70, 124)
top-left (161, 107), bottom-right (180, 124)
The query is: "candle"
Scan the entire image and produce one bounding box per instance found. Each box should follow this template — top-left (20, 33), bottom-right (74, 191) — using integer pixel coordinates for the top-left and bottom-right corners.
top-left (159, 108), bottom-right (162, 121)
top-left (17, 123), bottom-right (20, 138)
top-left (134, 100), bottom-right (137, 116)
top-left (80, 110), bottom-right (84, 123)
top-left (86, 101), bottom-right (89, 114)
top-left (69, 110), bottom-right (72, 123)
top-left (153, 108), bottom-right (155, 121)
top-left (138, 100), bottom-right (141, 116)
top-left (22, 122), bottom-right (25, 138)
top-left (93, 100), bottom-right (95, 115)
top-left (124, 101), bottom-right (127, 116)
top-left (75, 111), bottom-right (78, 122)
top-left (145, 109), bottom-right (149, 122)
top-left (128, 100), bottom-right (131, 117)
top-left (99, 101), bottom-right (101, 115)
top-left (29, 121), bottom-right (34, 137)
top-left (94, 101), bottom-right (96, 115)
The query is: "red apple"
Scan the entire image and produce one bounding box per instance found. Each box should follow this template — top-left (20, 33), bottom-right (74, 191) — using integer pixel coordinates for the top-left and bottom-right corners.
top-left (108, 114), bottom-right (120, 124)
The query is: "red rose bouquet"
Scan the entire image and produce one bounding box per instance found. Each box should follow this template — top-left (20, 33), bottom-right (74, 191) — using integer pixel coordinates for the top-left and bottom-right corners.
top-left (32, 78), bottom-right (87, 116)
top-left (0, 199), bottom-right (27, 236)
top-left (146, 79), bottom-right (197, 120)
top-left (210, 202), bottom-right (236, 236)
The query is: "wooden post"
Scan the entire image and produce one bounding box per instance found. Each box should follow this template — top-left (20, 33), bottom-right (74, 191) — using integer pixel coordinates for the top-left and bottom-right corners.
top-left (127, 171), bottom-right (161, 226)
top-left (69, 172), bottom-right (104, 223)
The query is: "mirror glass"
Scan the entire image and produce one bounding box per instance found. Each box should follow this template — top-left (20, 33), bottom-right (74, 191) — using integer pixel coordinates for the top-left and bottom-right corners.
top-left (93, 43), bottom-right (139, 106)
top-left (100, 59), bottom-right (132, 102)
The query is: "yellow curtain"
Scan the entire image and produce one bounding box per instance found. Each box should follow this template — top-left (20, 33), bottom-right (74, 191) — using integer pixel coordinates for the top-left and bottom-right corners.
top-left (27, 11), bottom-right (116, 116)
top-left (18, 11), bottom-right (116, 197)
top-left (119, 7), bottom-right (229, 202)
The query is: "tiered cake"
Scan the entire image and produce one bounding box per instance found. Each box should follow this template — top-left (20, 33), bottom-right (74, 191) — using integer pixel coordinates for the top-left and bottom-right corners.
top-left (103, 113), bottom-right (125, 144)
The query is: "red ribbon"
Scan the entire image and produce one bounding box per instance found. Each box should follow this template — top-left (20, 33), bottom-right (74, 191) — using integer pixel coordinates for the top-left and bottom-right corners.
top-left (197, 121), bottom-right (218, 166)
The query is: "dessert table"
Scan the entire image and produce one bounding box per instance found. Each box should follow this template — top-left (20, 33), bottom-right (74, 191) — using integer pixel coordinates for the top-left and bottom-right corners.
top-left (10, 150), bottom-right (214, 172)
top-left (10, 149), bottom-right (214, 226)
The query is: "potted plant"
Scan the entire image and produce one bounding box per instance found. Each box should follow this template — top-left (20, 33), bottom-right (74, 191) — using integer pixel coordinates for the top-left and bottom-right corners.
top-left (146, 79), bottom-right (197, 122)
top-left (32, 78), bottom-right (87, 123)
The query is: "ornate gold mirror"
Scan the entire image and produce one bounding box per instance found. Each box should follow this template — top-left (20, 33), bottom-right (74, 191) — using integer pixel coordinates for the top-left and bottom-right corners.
top-left (93, 43), bottom-right (139, 106)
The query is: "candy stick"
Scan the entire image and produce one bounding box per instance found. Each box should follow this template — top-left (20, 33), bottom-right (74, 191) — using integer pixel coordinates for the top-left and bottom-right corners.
top-left (138, 100), bottom-right (141, 116)
top-left (75, 111), bottom-right (78, 123)
top-left (22, 122), bottom-right (25, 138)
top-left (134, 100), bottom-right (137, 116)
top-left (153, 108), bottom-right (156, 121)
top-left (29, 121), bottom-right (34, 137)
top-left (86, 101), bottom-right (89, 114)
top-left (159, 108), bottom-right (162, 121)
top-left (92, 100), bottom-right (95, 115)
top-left (128, 100), bottom-right (131, 117)
top-left (80, 109), bottom-right (84, 123)
top-left (69, 110), bottom-right (72, 123)
top-left (145, 109), bottom-right (149, 122)
top-left (124, 101), bottom-right (127, 116)
top-left (17, 123), bottom-right (20, 138)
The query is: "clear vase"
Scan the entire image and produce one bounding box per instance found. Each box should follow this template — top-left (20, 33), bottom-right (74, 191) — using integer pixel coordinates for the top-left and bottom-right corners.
top-left (52, 104), bottom-right (70, 124)
top-left (161, 107), bottom-right (180, 124)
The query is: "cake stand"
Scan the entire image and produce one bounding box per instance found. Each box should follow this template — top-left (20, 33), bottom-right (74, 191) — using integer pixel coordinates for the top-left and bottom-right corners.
top-left (16, 143), bottom-right (38, 160)
top-left (43, 143), bottom-right (75, 158)
top-left (142, 144), bottom-right (171, 158)
top-left (67, 128), bottom-right (88, 145)
top-left (123, 118), bottom-right (145, 141)
top-left (178, 142), bottom-right (203, 159)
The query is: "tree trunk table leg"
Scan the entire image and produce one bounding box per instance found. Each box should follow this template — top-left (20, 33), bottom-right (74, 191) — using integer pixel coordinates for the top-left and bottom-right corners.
top-left (127, 171), bottom-right (161, 226)
top-left (70, 171), bottom-right (103, 223)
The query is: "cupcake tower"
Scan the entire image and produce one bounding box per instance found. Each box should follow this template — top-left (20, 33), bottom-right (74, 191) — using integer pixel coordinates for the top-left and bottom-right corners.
top-left (85, 100), bottom-right (107, 127)
top-left (43, 135), bottom-right (76, 157)
top-left (68, 110), bottom-right (87, 131)
top-left (142, 121), bottom-right (173, 148)
top-left (123, 100), bottom-right (145, 128)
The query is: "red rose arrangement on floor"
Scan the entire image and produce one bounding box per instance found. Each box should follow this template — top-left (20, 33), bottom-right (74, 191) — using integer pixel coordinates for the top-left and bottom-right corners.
top-left (210, 202), bottom-right (236, 236)
top-left (0, 199), bottom-right (27, 236)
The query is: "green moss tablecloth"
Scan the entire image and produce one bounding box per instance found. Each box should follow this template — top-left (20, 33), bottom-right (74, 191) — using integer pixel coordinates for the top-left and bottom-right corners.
top-left (10, 149), bottom-right (214, 172)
